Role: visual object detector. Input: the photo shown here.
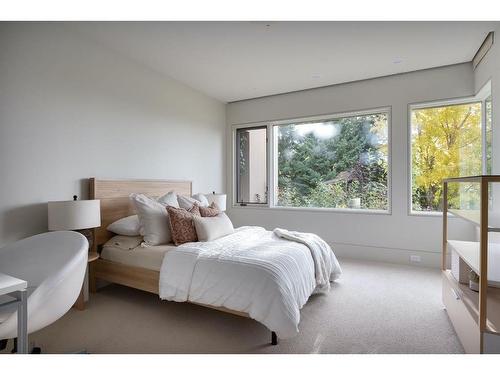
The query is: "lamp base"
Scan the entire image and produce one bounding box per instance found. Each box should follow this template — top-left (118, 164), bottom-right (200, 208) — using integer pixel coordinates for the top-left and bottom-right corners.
top-left (76, 229), bottom-right (94, 251)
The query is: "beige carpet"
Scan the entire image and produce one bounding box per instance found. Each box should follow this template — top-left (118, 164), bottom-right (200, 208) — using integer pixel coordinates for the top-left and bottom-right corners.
top-left (7, 258), bottom-right (464, 354)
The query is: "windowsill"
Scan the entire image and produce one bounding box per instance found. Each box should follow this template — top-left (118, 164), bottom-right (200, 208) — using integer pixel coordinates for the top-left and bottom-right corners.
top-left (409, 210), bottom-right (443, 217)
top-left (231, 206), bottom-right (470, 220)
top-left (409, 210), bottom-right (464, 218)
top-left (230, 204), bottom-right (391, 215)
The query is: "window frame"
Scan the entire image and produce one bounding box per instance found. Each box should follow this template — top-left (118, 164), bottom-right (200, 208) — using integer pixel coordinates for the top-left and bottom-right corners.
top-left (408, 82), bottom-right (491, 216)
top-left (232, 123), bottom-right (270, 207)
top-left (231, 106), bottom-right (392, 214)
top-left (477, 81), bottom-right (492, 175)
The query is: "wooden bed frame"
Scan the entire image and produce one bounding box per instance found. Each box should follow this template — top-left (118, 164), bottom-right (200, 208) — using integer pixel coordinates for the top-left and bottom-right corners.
top-left (88, 178), bottom-right (278, 345)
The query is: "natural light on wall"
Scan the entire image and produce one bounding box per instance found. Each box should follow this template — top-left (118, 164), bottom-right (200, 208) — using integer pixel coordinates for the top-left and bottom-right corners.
top-left (274, 111), bottom-right (389, 211)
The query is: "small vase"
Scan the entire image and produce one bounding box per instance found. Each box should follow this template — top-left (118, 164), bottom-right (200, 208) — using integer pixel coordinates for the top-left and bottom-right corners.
top-left (348, 198), bottom-right (361, 209)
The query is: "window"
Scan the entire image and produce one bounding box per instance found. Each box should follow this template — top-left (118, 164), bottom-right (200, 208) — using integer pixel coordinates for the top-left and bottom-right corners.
top-left (485, 95), bottom-right (492, 175)
top-left (235, 126), bottom-right (268, 204)
top-left (274, 110), bottom-right (390, 210)
top-left (410, 101), bottom-right (483, 212)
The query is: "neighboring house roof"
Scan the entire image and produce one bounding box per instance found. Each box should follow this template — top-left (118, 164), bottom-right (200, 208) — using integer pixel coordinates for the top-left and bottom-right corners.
top-left (325, 170), bottom-right (355, 183)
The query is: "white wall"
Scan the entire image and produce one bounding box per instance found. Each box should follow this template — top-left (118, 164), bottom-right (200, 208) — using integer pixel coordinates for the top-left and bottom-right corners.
top-left (0, 23), bottom-right (226, 247)
top-left (474, 26), bottom-right (500, 173)
top-left (226, 63), bottom-right (477, 267)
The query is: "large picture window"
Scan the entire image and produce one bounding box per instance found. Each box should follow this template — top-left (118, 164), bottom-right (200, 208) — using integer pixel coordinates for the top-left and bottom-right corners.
top-left (274, 110), bottom-right (390, 210)
top-left (410, 101), bottom-right (483, 212)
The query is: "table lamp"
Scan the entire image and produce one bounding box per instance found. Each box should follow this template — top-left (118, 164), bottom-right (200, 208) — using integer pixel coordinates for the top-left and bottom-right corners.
top-left (48, 196), bottom-right (101, 249)
top-left (206, 192), bottom-right (227, 211)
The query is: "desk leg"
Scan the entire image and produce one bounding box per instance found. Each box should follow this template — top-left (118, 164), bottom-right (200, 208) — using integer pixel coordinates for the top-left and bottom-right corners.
top-left (17, 289), bottom-right (28, 354)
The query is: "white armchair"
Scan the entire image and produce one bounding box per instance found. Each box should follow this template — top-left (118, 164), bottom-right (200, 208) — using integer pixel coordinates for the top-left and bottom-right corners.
top-left (0, 231), bottom-right (88, 352)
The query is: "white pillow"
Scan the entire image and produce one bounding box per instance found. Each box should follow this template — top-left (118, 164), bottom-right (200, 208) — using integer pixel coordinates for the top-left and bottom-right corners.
top-left (192, 193), bottom-right (209, 207)
top-left (193, 213), bottom-right (234, 242)
top-left (157, 191), bottom-right (179, 207)
top-left (130, 193), bottom-right (172, 246)
top-left (107, 215), bottom-right (141, 236)
top-left (177, 194), bottom-right (209, 209)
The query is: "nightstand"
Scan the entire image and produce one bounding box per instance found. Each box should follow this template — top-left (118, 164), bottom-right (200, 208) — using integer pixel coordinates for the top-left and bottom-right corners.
top-left (74, 252), bottom-right (99, 311)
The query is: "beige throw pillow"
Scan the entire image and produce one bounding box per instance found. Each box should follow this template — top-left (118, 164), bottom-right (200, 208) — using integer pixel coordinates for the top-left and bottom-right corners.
top-left (193, 213), bottom-right (234, 242)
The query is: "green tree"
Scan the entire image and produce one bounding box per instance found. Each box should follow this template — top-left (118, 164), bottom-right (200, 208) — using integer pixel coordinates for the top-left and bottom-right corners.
top-left (277, 113), bottom-right (388, 210)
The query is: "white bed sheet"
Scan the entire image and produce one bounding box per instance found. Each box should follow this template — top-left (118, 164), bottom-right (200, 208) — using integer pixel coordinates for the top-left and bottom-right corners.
top-left (101, 239), bottom-right (177, 271)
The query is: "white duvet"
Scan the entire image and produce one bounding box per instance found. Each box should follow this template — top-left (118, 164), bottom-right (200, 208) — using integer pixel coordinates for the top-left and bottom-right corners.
top-left (159, 226), bottom-right (341, 339)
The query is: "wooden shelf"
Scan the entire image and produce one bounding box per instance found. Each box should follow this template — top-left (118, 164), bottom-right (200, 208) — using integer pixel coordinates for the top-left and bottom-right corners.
top-left (447, 240), bottom-right (500, 283)
top-left (444, 270), bottom-right (500, 334)
top-left (448, 209), bottom-right (500, 232)
top-left (443, 176), bottom-right (500, 352)
top-left (448, 240), bottom-right (481, 274)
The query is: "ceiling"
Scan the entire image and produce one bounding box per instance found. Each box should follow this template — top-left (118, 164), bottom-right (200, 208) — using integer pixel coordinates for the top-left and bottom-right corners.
top-left (69, 22), bottom-right (498, 102)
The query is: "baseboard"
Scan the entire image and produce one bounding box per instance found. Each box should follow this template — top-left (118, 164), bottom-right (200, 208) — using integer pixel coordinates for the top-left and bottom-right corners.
top-left (329, 242), bottom-right (441, 268)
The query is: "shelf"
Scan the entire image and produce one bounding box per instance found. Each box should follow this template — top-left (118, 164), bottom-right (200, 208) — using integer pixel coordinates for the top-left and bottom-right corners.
top-left (448, 209), bottom-right (500, 232)
top-left (447, 240), bottom-right (500, 285)
top-left (443, 270), bottom-right (500, 334)
top-left (448, 240), bottom-right (481, 274)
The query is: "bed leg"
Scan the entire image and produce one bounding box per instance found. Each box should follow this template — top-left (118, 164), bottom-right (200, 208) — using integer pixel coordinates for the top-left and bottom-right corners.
top-left (271, 331), bottom-right (278, 345)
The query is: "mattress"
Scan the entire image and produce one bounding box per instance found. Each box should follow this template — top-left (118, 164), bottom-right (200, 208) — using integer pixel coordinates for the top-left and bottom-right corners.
top-left (100, 237), bottom-right (177, 271)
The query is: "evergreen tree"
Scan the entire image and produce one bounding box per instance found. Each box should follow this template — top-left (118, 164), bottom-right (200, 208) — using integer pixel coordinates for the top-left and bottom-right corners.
top-left (277, 113), bottom-right (388, 209)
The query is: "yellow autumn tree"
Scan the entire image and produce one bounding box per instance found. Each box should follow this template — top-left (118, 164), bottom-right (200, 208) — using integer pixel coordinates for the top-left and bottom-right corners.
top-left (412, 103), bottom-right (482, 211)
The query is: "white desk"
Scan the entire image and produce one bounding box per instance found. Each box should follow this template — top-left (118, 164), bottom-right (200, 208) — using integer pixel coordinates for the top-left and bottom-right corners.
top-left (0, 273), bottom-right (28, 354)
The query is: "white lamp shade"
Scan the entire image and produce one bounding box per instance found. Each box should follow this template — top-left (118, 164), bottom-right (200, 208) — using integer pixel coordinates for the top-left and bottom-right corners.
top-left (48, 200), bottom-right (101, 231)
top-left (206, 193), bottom-right (227, 211)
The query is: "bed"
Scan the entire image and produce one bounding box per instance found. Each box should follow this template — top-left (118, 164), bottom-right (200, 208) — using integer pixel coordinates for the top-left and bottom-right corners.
top-left (89, 178), bottom-right (341, 345)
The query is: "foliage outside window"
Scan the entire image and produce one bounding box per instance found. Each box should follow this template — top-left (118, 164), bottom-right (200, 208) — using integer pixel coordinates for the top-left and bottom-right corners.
top-left (486, 95), bottom-right (492, 175)
top-left (275, 111), bottom-right (389, 210)
top-left (411, 102), bottom-right (482, 212)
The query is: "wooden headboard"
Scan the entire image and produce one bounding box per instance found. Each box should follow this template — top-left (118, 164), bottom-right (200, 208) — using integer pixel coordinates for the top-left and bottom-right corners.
top-left (89, 178), bottom-right (192, 251)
